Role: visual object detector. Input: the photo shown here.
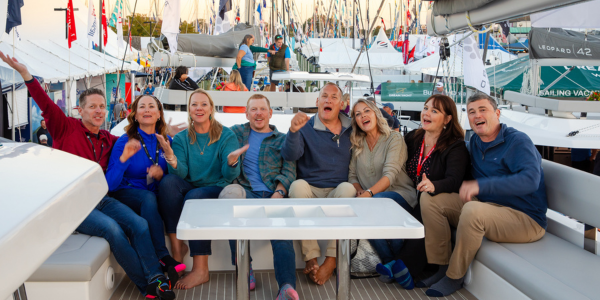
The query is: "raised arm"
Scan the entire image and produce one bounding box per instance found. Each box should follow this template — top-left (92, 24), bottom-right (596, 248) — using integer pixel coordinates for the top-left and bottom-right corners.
top-left (281, 112), bottom-right (310, 161)
top-left (0, 51), bottom-right (71, 140)
top-left (105, 137), bottom-right (141, 191)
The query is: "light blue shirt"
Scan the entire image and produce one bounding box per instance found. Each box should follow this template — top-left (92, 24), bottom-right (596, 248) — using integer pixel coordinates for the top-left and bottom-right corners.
top-left (244, 130), bottom-right (272, 192)
top-left (240, 44), bottom-right (254, 63)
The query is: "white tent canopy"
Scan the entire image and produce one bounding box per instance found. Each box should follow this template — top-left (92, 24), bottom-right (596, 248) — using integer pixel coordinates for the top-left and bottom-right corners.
top-left (316, 31), bottom-right (404, 75)
top-left (2, 0), bottom-right (141, 83)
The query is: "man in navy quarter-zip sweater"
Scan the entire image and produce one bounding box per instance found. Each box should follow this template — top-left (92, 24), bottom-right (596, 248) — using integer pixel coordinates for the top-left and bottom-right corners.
top-left (281, 82), bottom-right (356, 286)
top-left (418, 92), bottom-right (548, 297)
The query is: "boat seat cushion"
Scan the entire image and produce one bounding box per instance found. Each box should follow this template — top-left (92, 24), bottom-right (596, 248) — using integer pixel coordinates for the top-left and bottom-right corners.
top-left (27, 233), bottom-right (110, 282)
top-left (476, 233), bottom-right (600, 300)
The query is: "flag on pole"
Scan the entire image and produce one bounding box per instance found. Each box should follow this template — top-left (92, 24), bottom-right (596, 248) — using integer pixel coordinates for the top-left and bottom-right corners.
top-left (117, 11), bottom-right (124, 48)
top-left (407, 46), bottom-right (415, 63)
top-left (87, 0), bottom-right (97, 41)
top-left (500, 21), bottom-right (510, 44)
top-left (402, 31), bottom-right (409, 64)
top-left (162, 0), bottom-right (181, 54)
top-left (5, 0), bottom-right (24, 34)
top-left (257, 3), bottom-right (262, 20)
top-left (462, 34), bottom-right (490, 95)
top-left (102, 0), bottom-right (108, 46)
top-left (128, 18), bottom-right (132, 51)
top-left (219, 0), bottom-right (232, 19)
top-left (109, 0), bottom-right (124, 27)
top-left (381, 17), bottom-right (386, 31)
top-left (67, 0), bottom-right (77, 48)
top-left (137, 52), bottom-right (141, 64)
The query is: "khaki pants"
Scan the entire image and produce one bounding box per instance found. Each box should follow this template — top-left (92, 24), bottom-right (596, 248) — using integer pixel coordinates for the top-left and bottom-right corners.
top-left (421, 192), bottom-right (545, 279)
top-left (288, 179), bottom-right (357, 261)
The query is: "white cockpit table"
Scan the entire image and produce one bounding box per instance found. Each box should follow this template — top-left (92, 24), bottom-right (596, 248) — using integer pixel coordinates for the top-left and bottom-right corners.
top-left (0, 143), bottom-right (107, 300)
top-left (177, 198), bottom-right (424, 300)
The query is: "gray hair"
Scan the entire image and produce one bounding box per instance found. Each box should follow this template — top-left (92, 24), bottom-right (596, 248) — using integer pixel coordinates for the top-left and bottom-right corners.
top-left (467, 92), bottom-right (497, 110)
top-left (319, 82), bottom-right (343, 98)
top-left (241, 34), bottom-right (254, 46)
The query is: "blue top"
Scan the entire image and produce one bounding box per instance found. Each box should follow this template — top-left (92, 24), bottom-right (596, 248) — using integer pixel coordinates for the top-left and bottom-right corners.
top-left (267, 45), bottom-right (291, 58)
top-left (106, 128), bottom-right (172, 194)
top-left (243, 130), bottom-right (273, 192)
top-left (169, 127), bottom-right (240, 188)
top-left (281, 114), bottom-right (353, 188)
top-left (571, 148), bottom-right (591, 162)
top-left (144, 86), bottom-right (155, 95)
top-left (239, 44), bottom-right (254, 63)
top-left (469, 123), bottom-right (548, 229)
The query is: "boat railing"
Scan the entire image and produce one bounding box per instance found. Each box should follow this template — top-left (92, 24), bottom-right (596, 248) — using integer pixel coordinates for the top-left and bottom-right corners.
top-left (504, 91), bottom-right (600, 118)
top-left (156, 87), bottom-right (321, 108)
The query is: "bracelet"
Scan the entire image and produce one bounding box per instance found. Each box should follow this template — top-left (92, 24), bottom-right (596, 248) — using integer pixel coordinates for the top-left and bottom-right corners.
top-left (165, 155), bottom-right (177, 164)
top-left (230, 159), bottom-right (239, 167)
top-left (366, 189), bottom-right (374, 196)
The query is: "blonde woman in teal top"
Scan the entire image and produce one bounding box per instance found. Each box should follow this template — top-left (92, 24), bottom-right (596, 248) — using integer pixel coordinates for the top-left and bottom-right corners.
top-left (158, 89), bottom-right (246, 290)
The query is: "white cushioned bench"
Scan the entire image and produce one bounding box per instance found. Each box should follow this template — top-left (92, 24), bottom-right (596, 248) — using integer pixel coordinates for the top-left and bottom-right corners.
top-left (25, 234), bottom-right (123, 300)
top-left (466, 160), bottom-right (600, 300)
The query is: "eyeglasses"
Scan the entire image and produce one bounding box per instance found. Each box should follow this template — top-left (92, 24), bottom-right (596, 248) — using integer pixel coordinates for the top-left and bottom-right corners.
top-left (275, 35), bottom-right (283, 39)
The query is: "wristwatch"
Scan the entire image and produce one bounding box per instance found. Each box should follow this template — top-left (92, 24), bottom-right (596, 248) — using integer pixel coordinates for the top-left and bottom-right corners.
top-left (275, 190), bottom-right (285, 196)
top-left (366, 189), bottom-right (374, 196)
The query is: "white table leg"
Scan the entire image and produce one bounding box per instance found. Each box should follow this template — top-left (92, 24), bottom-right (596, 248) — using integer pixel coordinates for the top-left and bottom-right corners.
top-left (236, 239), bottom-right (250, 300)
top-left (13, 284), bottom-right (27, 300)
top-left (336, 239), bottom-right (351, 300)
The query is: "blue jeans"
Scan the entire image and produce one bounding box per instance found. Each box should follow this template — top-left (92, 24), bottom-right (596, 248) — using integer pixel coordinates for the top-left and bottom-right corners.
top-left (238, 66), bottom-right (254, 90)
top-left (76, 196), bottom-right (162, 294)
top-left (110, 188), bottom-right (170, 259)
top-left (158, 174), bottom-right (224, 256)
top-left (368, 192), bottom-right (413, 264)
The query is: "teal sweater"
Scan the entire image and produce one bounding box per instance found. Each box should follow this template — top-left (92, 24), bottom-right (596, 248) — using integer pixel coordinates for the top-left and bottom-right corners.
top-left (169, 127), bottom-right (240, 188)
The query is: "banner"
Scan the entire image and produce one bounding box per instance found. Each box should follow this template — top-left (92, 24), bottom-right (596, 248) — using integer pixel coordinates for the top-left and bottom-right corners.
top-left (67, 0), bottom-right (77, 48)
top-left (162, 0), bottom-right (180, 54)
top-left (462, 34), bottom-right (490, 95)
top-left (381, 83), bottom-right (466, 102)
top-left (117, 10), bottom-right (124, 48)
top-left (106, 73), bottom-right (126, 122)
top-left (87, 0), bottom-right (97, 41)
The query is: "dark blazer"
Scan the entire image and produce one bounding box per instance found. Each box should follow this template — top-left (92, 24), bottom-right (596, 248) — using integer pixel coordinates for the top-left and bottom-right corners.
top-left (405, 129), bottom-right (471, 195)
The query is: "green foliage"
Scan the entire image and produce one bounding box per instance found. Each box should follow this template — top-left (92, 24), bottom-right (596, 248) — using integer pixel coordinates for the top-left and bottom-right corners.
top-left (109, 13), bottom-right (208, 37)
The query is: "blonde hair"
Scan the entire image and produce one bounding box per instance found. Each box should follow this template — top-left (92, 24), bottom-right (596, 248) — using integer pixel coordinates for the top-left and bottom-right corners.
top-left (246, 94), bottom-right (271, 110)
top-left (187, 89), bottom-right (223, 146)
top-left (229, 70), bottom-right (247, 91)
top-left (350, 98), bottom-right (392, 157)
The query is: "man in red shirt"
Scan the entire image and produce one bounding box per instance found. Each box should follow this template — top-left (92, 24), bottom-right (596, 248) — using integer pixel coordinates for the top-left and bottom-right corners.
top-left (0, 52), bottom-right (177, 300)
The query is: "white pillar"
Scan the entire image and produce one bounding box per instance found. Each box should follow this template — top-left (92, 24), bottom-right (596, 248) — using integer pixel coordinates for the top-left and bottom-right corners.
top-left (131, 72), bottom-right (135, 104)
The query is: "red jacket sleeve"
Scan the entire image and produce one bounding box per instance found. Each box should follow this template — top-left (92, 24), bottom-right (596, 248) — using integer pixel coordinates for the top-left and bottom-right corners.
top-left (25, 79), bottom-right (70, 141)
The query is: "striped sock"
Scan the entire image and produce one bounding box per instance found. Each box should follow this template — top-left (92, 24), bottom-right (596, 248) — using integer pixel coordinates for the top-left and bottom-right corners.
top-left (391, 259), bottom-right (414, 290)
top-left (376, 260), bottom-right (396, 278)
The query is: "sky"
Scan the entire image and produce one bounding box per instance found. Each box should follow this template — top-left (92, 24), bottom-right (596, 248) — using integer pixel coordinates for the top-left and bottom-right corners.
top-left (113, 0), bottom-right (429, 30)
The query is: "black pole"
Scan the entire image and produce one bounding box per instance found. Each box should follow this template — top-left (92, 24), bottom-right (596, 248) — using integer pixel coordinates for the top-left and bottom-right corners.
top-left (54, 8), bottom-right (79, 39)
top-left (482, 31), bottom-right (491, 64)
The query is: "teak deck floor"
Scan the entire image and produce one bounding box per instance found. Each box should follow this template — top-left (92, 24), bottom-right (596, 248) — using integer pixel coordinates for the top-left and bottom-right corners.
top-left (109, 271), bottom-right (477, 300)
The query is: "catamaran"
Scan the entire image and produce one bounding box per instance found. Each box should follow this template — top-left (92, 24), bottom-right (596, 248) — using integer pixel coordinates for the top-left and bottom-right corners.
top-left (2, 1), bottom-right (600, 300)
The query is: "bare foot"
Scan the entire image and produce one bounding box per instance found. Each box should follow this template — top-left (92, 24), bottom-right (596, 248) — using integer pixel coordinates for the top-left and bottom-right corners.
top-left (175, 269), bottom-right (209, 289)
top-left (313, 257), bottom-right (336, 285)
top-left (304, 258), bottom-right (319, 275)
top-left (172, 242), bottom-right (189, 264)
